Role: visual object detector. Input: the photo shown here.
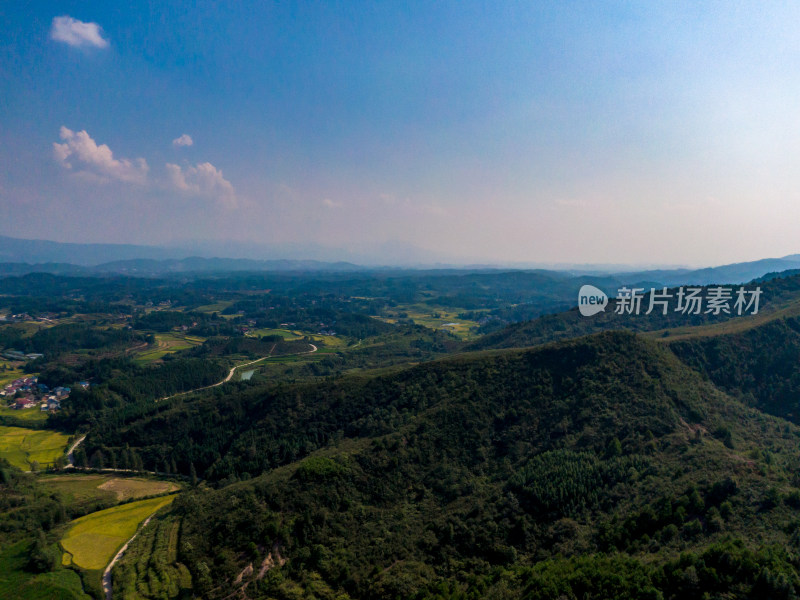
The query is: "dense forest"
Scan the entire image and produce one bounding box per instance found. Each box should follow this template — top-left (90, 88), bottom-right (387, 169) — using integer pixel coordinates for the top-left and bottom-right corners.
top-left (162, 332), bottom-right (800, 599)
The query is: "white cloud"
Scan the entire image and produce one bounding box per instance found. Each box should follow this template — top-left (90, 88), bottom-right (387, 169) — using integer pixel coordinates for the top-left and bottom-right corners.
top-left (53, 127), bottom-right (148, 184)
top-left (50, 16), bottom-right (109, 49)
top-left (172, 134), bottom-right (194, 147)
top-left (166, 162), bottom-right (236, 206)
top-left (322, 198), bottom-right (342, 208)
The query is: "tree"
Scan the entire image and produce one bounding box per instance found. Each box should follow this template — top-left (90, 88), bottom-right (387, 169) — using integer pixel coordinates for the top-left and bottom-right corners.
top-left (605, 437), bottom-right (623, 458)
top-left (90, 450), bottom-right (105, 470)
top-left (28, 531), bottom-right (58, 572)
top-left (75, 447), bottom-right (88, 469)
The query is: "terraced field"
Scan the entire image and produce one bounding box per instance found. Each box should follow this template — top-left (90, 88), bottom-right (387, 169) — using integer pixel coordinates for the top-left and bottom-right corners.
top-left (0, 426), bottom-right (70, 470)
top-left (61, 495), bottom-right (176, 571)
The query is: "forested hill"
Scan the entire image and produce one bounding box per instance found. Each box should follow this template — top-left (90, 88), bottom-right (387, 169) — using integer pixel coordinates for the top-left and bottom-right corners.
top-left (668, 314), bottom-right (800, 426)
top-left (468, 270), bottom-right (800, 351)
top-left (151, 330), bottom-right (800, 599)
top-left (88, 331), bottom-right (698, 482)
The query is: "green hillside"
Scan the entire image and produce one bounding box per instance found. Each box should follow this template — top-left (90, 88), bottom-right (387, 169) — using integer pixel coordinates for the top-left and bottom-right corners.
top-left (108, 331), bottom-right (800, 599)
top-left (669, 315), bottom-right (800, 425)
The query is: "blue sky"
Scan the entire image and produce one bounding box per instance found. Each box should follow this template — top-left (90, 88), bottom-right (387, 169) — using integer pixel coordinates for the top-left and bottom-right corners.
top-left (2, 2), bottom-right (800, 265)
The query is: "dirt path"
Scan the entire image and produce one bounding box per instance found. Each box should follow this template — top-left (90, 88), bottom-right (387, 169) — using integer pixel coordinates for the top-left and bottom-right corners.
top-left (102, 513), bottom-right (156, 600)
top-left (65, 434), bottom-right (87, 468)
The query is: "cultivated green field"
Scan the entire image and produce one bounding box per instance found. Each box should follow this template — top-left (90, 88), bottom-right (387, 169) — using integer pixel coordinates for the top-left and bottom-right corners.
top-left (248, 327), bottom-right (303, 339)
top-left (0, 541), bottom-right (91, 600)
top-left (0, 362), bottom-right (26, 386)
top-left (379, 304), bottom-right (482, 339)
top-left (0, 405), bottom-right (49, 423)
top-left (0, 426), bottom-right (70, 470)
top-left (310, 333), bottom-right (347, 348)
top-left (193, 300), bottom-right (233, 313)
top-left (133, 333), bottom-right (205, 364)
top-left (248, 327), bottom-right (346, 351)
top-left (60, 495), bottom-right (176, 570)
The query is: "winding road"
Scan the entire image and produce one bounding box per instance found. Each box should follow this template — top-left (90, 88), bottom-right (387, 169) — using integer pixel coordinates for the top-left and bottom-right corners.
top-left (155, 343), bottom-right (317, 402)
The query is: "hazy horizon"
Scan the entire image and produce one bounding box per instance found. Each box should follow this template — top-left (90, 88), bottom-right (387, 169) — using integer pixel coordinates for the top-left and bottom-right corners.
top-left (4, 3), bottom-right (800, 265)
top-left (5, 232), bottom-right (800, 273)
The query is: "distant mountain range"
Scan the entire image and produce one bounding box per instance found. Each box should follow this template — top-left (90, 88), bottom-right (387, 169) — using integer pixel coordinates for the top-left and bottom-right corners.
top-left (1, 234), bottom-right (800, 284)
top-left (0, 235), bottom-right (455, 268)
top-left (609, 256), bottom-right (800, 287)
top-left (0, 257), bottom-right (362, 277)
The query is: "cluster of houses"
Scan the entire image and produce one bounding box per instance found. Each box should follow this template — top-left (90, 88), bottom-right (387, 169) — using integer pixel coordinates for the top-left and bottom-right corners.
top-left (0, 376), bottom-right (84, 412)
top-left (0, 313), bottom-right (32, 323)
top-left (0, 312), bottom-right (59, 323)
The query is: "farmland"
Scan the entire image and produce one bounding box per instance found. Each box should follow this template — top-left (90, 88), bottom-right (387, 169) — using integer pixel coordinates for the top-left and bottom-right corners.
top-left (0, 404), bottom-right (49, 423)
top-left (0, 361), bottom-right (25, 386)
top-left (193, 300), bottom-right (233, 313)
top-left (40, 475), bottom-right (180, 508)
top-left (60, 495), bottom-right (176, 571)
top-left (0, 426), bottom-right (70, 470)
top-left (378, 304), bottom-right (482, 339)
top-left (247, 327), bottom-right (303, 339)
top-left (132, 333), bottom-right (205, 364)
